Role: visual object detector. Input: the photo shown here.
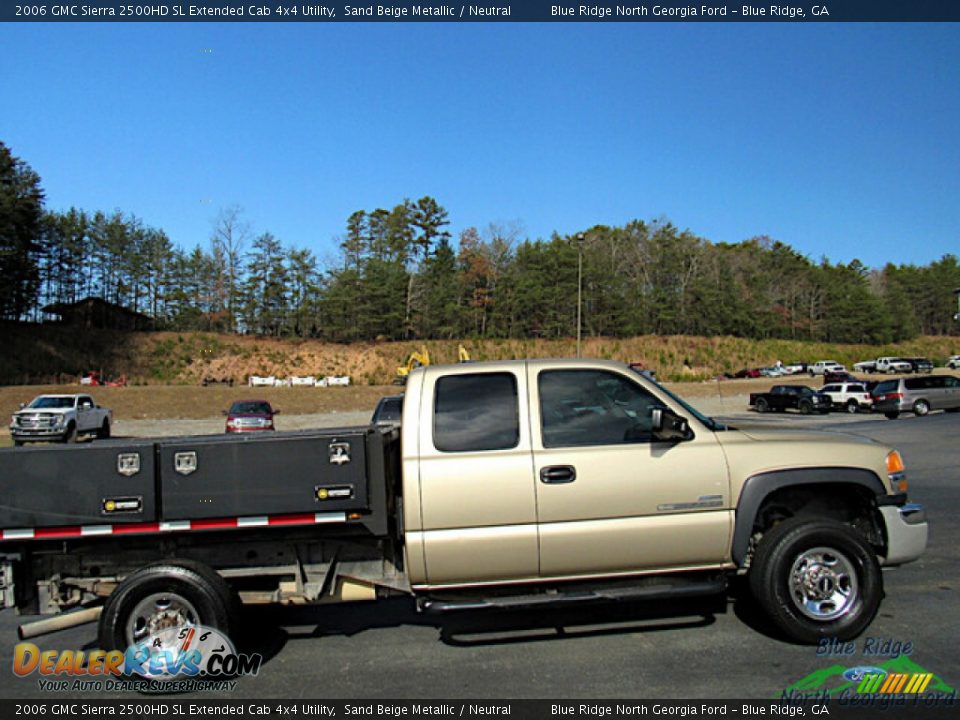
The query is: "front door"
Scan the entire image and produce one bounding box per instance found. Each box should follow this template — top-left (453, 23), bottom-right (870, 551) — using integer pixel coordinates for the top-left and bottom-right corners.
top-left (530, 365), bottom-right (732, 578)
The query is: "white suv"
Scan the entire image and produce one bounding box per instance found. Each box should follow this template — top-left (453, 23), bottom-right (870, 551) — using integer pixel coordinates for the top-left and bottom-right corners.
top-left (947, 355), bottom-right (960, 370)
top-left (820, 382), bottom-right (874, 413)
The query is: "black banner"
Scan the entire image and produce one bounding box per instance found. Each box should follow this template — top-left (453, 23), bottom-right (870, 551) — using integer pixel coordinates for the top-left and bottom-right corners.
top-left (4, 1), bottom-right (960, 23)
top-left (1, 700), bottom-right (960, 719)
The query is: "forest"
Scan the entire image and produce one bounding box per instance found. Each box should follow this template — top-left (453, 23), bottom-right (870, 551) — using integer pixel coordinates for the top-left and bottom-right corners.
top-left (3, 140), bottom-right (959, 344)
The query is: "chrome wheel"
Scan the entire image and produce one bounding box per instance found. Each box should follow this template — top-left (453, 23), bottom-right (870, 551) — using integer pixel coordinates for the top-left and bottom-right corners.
top-left (125, 592), bottom-right (199, 646)
top-left (913, 400), bottom-right (930, 417)
top-left (788, 546), bottom-right (858, 621)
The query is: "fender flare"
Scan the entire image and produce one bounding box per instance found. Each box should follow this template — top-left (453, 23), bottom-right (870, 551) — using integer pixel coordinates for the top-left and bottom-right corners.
top-left (732, 467), bottom-right (886, 566)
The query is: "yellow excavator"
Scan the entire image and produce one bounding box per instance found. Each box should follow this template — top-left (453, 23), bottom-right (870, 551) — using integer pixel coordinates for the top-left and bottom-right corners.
top-left (394, 345), bottom-right (471, 385)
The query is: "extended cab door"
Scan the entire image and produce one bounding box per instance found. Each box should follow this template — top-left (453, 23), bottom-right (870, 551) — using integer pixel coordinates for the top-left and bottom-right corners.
top-left (406, 364), bottom-right (539, 586)
top-left (530, 362), bottom-right (732, 578)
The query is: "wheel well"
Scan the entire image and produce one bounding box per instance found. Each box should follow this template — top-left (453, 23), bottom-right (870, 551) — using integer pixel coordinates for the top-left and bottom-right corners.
top-left (744, 483), bottom-right (883, 566)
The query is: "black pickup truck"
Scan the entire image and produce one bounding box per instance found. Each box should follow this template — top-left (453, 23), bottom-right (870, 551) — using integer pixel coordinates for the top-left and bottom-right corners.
top-left (749, 384), bottom-right (831, 414)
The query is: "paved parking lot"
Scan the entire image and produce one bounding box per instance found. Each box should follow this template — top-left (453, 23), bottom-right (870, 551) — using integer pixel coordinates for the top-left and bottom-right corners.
top-left (1, 409), bottom-right (956, 700)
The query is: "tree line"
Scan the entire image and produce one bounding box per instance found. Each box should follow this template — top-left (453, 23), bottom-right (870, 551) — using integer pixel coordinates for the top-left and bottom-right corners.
top-left (2, 141), bottom-right (959, 343)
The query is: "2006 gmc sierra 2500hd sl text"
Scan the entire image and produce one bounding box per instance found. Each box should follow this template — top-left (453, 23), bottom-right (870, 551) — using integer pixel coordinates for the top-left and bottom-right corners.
top-left (0, 359), bottom-right (927, 655)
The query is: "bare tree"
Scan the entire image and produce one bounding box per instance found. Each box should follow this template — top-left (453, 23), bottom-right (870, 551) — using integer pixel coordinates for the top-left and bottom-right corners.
top-left (210, 206), bottom-right (251, 332)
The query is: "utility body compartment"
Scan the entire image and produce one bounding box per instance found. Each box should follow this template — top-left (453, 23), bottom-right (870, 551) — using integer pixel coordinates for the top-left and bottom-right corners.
top-left (0, 427), bottom-right (395, 534)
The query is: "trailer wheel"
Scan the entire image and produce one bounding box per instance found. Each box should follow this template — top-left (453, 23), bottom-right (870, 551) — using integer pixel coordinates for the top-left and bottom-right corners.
top-left (98, 560), bottom-right (239, 656)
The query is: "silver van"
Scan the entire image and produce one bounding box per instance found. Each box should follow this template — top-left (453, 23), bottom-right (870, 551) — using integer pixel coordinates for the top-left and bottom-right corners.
top-left (872, 375), bottom-right (960, 419)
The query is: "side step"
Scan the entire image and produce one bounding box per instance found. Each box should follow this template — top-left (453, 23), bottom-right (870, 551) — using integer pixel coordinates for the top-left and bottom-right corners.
top-left (419, 573), bottom-right (727, 614)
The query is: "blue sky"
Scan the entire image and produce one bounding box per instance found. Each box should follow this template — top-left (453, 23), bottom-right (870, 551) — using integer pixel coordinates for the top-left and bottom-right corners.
top-left (2, 22), bottom-right (958, 269)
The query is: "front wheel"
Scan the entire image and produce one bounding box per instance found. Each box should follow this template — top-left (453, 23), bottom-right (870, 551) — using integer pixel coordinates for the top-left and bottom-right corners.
top-left (748, 518), bottom-right (882, 643)
top-left (98, 420), bottom-right (111, 439)
top-left (799, 401), bottom-right (813, 415)
top-left (62, 423), bottom-right (77, 443)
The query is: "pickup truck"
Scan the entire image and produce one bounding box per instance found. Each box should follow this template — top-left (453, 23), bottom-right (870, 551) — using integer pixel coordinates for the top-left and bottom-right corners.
top-left (0, 359), bottom-right (927, 657)
top-left (748, 385), bottom-right (832, 414)
top-left (9, 394), bottom-right (112, 446)
top-left (875, 357), bottom-right (913, 374)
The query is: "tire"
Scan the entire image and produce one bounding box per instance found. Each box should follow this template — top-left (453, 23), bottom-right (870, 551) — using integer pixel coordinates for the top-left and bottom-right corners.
top-left (755, 398), bottom-right (769, 414)
top-left (913, 399), bottom-right (930, 417)
top-left (846, 401), bottom-right (859, 414)
top-left (799, 401), bottom-right (812, 415)
top-left (62, 422), bottom-right (76, 443)
top-left (748, 518), bottom-right (882, 644)
top-left (98, 560), bottom-right (239, 658)
top-left (946, 407), bottom-right (960, 413)
top-left (884, 411), bottom-right (899, 420)
top-left (98, 420), bottom-right (111, 439)
top-left (13, 440), bottom-right (23, 447)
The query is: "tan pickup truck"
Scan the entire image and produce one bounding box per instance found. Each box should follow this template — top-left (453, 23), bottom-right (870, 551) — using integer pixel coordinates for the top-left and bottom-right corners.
top-left (0, 359), bottom-right (927, 657)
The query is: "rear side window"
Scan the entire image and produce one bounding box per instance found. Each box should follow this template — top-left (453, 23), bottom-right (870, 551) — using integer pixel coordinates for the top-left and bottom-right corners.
top-left (874, 380), bottom-right (898, 394)
top-left (433, 373), bottom-right (519, 452)
top-left (848, 385), bottom-right (865, 393)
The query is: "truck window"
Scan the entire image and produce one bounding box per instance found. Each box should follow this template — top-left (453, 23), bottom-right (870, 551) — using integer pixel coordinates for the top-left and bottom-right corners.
top-left (433, 373), bottom-right (519, 452)
top-left (538, 369), bottom-right (658, 448)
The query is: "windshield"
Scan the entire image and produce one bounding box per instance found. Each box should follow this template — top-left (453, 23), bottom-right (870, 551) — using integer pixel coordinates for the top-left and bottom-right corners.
top-left (229, 401), bottom-right (272, 414)
top-left (27, 396), bottom-right (74, 409)
top-left (629, 367), bottom-right (727, 431)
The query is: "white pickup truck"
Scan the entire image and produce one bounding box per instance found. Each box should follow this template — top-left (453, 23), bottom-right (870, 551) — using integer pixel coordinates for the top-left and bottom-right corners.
top-left (9, 394), bottom-right (112, 446)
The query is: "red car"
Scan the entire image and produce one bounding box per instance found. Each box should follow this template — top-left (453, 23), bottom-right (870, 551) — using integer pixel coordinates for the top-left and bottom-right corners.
top-left (224, 399), bottom-right (278, 433)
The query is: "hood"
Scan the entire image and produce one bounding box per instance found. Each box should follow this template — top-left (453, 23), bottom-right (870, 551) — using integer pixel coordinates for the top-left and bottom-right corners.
top-left (724, 424), bottom-right (878, 447)
top-left (15, 407), bottom-right (70, 415)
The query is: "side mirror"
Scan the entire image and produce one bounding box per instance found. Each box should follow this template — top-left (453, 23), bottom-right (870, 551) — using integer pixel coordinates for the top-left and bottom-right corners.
top-left (19, 403), bottom-right (25, 409)
top-left (222, 410), bottom-right (228, 416)
top-left (651, 406), bottom-right (693, 442)
top-left (273, 409), bottom-right (281, 415)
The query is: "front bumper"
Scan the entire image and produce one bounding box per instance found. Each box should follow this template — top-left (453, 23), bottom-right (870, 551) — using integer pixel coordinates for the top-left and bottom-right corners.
top-left (9, 427), bottom-right (66, 441)
top-left (879, 503), bottom-right (928, 565)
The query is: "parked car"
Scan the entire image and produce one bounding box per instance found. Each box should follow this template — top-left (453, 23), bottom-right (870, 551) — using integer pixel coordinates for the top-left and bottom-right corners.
top-left (875, 357), bottom-right (913, 374)
top-left (780, 361), bottom-right (808, 375)
top-left (733, 367), bottom-right (762, 378)
top-left (9, 394), bottom-right (112, 446)
top-left (809, 361), bottom-right (845, 376)
top-left (820, 382), bottom-right (874, 413)
top-left (947, 355), bottom-right (960, 370)
top-left (371, 395), bottom-right (404, 426)
top-left (903, 357), bottom-right (934, 374)
top-left (871, 375), bottom-right (960, 419)
top-left (852, 360), bottom-right (878, 373)
top-left (748, 385), bottom-right (831, 414)
top-left (224, 399), bottom-right (278, 433)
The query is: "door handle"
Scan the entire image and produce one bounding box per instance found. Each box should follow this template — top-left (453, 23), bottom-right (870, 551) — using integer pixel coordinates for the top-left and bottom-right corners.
top-left (540, 465), bottom-right (576, 484)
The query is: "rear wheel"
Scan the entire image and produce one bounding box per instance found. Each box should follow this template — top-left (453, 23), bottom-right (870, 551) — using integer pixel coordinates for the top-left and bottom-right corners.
top-left (884, 411), bottom-right (899, 420)
top-left (846, 400), bottom-right (859, 414)
top-left (13, 440), bottom-right (23, 447)
top-left (913, 399), bottom-right (930, 417)
top-left (98, 560), bottom-right (239, 659)
top-left (755, 398), bottom-right (769, 413)
top-left (748, 518), bottom-right (882, 643)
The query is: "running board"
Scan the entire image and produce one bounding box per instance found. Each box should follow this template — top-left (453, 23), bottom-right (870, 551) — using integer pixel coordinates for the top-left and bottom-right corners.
top-left (419, 574), bottom-right (727, 614)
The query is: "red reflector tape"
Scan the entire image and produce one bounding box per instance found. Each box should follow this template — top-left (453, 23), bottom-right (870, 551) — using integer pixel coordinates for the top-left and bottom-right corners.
top-left (0, 511), bottom-right (347, 543)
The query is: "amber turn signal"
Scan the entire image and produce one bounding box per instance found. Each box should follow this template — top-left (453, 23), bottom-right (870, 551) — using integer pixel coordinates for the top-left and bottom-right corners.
top-left (886, 450), bottom-right (905, 474)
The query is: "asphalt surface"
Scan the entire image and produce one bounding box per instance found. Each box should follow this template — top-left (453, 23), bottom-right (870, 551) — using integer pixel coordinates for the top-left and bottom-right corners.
top-left (1, 409), bottom-right (957, 701)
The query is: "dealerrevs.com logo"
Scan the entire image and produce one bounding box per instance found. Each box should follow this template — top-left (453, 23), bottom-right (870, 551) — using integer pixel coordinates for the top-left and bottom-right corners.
top-left (13, 625), bottom-right (262, 692)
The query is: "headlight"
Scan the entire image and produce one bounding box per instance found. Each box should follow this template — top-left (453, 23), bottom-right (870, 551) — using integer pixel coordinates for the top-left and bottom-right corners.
top-left (53, 415), bottom-right (65, 427)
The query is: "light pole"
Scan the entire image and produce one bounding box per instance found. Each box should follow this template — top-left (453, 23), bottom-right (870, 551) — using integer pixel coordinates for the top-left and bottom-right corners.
top-left (576, 233), bottom-right (584, 358)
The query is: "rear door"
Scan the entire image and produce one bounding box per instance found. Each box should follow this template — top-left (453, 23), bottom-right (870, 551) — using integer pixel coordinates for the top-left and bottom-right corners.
top-left (413, 365), bottom-right (539, 585)
top-left (529, 363), bottom-right (732, 578)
